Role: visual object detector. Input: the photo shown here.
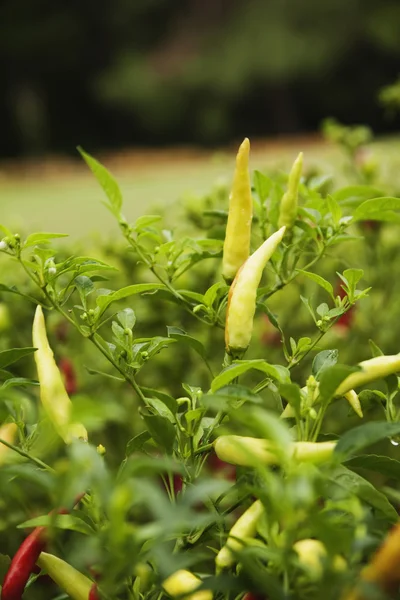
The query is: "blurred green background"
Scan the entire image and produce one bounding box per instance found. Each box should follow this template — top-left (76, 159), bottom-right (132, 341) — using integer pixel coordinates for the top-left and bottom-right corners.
top-left (1, 0), bottom-right (400, 158)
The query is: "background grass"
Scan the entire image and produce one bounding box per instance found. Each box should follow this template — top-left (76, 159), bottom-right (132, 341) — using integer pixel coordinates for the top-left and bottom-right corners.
top-left (1, 137), bottom-right (399, 239)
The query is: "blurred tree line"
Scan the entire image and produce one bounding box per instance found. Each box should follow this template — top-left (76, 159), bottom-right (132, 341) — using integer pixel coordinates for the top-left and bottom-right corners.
top-left (1, 0), bottom-right (400, 158)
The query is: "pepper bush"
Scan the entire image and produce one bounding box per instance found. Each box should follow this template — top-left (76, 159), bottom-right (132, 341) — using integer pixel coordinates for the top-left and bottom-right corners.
top-left (1, 138), bottom-right (400, 600)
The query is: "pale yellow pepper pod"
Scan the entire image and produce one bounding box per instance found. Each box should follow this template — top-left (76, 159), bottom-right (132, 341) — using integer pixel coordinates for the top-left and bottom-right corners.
top-left (294, 539), bottom-right (346, 579)
top-left (0, 422), bottom-right (18, 464)
top-left (336, 354), bottom-right (400, 396)
top-left (216, 499), bottom-right (264, 572)
top-left (344, 390), bottom-right (363, 418)
top-left (163, 570), bottom-right (212, 600)
top-left (225, 226), bottom-right (286, 353)
top-left (36, 552), bottom-right (94, 600)
top-left (222, 138), bottom-right (253, 283)
top-left (32, 306), bottom-right (88, 444)
top-left (214, 435), bottom-right (336, 467)
top-left (278, 152), bottom-right (303, 229)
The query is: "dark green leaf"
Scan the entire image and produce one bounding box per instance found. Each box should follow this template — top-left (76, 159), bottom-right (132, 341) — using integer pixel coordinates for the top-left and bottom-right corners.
top-left (167, 326), bottom-right (206, 360)
top-left (211, 360), bottom-right (290, 392)
top-left (141, 410), bottom-right (175, 453)
top-left (335, 422), bottom-right (400, 458)
top-left (96, 283), bottom-right (165, 312)
top-left (17, 514), bottom-right (94, 535)
top-left (126, 431), bottom-right (151, 455)
top-left (345, 454), bottom-right (400, 480)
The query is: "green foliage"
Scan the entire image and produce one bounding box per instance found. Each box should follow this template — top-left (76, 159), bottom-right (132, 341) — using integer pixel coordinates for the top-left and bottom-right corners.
top-left (1, 135), bottom-right (400, 599)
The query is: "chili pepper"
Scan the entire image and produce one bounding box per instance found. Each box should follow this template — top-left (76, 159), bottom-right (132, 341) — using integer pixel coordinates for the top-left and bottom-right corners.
top-left (294, 539), bottom-right (346, 579)
top-left (58, 357), bottom-right (78, 396)
top-left (222, 138), bottom-right (253, 283)
top-left (32, 305), bottom-right (88, 444)
top-left (216, 499), bottom-right (264, 572)
top-left (163, 569), bottom-right (212, 600)
top-left (36, 552), bottom-right (95, 600)
top-left (225, 227), bottom-right (286, 354)
top-left (0, 422), bottom-right (18, 464)
top-left (214, 435), bottom-right (336, 467)
top-left (89, 583), bottom-right (100, 599)
top-left (336, 354), bottom-right (400, 397)
top-left (278, 152), bottom-right (303, 230)
top-left (1, 495), bottom-right (85, 600)
top-left (342, 523), bottom-right (400, 599)
top-left (344, 390), bottom-right (363, 418)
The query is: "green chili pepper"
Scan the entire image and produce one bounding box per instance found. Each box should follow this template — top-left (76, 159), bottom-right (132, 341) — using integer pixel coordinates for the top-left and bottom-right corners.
top-left (214, 435), bottom-right (336, 467)
top-left (163, 569), bottom-right (212, 600)
top-left (216, 499), bottom-right (264, 572)
top-left (36, 552), bottom-right (95, 600)
top-left (222, 138), bottom-right (253, 283)
top-left (278, 152), bottom-right (303, 230)
top-left (0, 422), bottom-right (17, 464)
top-left (225, 226), bottom-right (286, 353)
top-left (32, 306), bottom-right (88, 444)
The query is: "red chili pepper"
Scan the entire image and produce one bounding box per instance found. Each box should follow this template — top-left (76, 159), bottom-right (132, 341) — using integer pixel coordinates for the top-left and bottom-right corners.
top-left (89, 582), bottom-right (100, 599)
top-left (1, 495), bottom-right (85, 600)
top-left (208, 452), bottom-right (236, 481)
top-left (58, 357), bottom-right (78, 396)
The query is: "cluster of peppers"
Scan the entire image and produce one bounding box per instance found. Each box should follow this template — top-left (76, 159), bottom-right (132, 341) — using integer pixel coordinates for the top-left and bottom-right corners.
top-left (2, 140), bottom-right (400, 599)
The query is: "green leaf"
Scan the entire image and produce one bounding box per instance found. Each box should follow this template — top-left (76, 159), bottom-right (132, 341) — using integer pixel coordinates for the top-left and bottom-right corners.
top-left (342, 268), bottom-right (364, 289)
top-left (117, 308), bottom-right (136, 330)
top-left (353, 197), bottom-right (400, 222)
top-left (202, 385), bottom-right (263, 412)
top-left (134, 215), bottom-right (162, 230)
top-left (96, 283), bottom-right (165, 312)
top-left (17, 514), bottom-right (94, 535)
top-left (141, 387), bottom-right (177, 414)
top-left (333, 185), bottom-right (384, 206)
top-left (254, 170), bottom-right (273, 202)
top-left (369, 339), bottom-right (384, 358)
top-left (211, 360), bottom-right (290, 392)
top-left (330, 466), bottom-right (397, 523)
top-left (0, 283), bottom-right (39, 304)
top-left (312, 349), bottom-right (339, 378)
top-left (335, 422), bottom-right (400, 458)
top-left (279, 383), bottom-right (301, 418)
top-left (78, 148), bottom-right (123, 216)
top-left (126, 431), bottom-right (151, 455)
top-left (318, 364), bottom-right (359, 402)
top-left (345, 454), bottom-right (400, 480)
top-left (0, 347), bottom-right (37, 369)
top-left (75, 275), bottom-right (94, 298)
top-left (167, 326), bottom-right (206, 360)
top-left (1, 377), bottom-right (39, 390)
top-left (24, 232), bottom-right (69, 248)
top-left (140, 410), bottom-right (175, 454)
top-left (297, 270), bottom-right (334, 299)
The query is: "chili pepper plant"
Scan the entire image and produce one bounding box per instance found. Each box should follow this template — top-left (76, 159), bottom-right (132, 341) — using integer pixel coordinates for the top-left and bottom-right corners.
top-left (1, 139), bottom-right (400, 600)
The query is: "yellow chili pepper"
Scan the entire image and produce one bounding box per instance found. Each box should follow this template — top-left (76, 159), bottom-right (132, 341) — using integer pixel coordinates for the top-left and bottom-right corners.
top-left (32, 306), bottom-right (88, 444)
top-left (278, 152), bottom-right (303, 230)
top-left (336, 354), bottom-right (400, 396)
top-left (36, 552), bottom-right (94, 600)
top-left (214, 435), bottom-right (336, 467)
top-left (222, 138), bottom-right (253, 283)
top-left (225, 226), bottom-right (286, 353)
top-left (0, 422), bottom-right (18, 464)
top-left (163, 570), bottom-right (212, 600)
top-left (294, 539), bottom-right (346, 579)
top-left (281, 384), bottom-right (363, 419)
top-left (216, 499), bottom-right (264, 572)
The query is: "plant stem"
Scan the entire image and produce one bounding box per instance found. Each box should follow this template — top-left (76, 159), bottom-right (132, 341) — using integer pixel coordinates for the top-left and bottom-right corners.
top-left (0, 438), bottom-right (55, 472)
